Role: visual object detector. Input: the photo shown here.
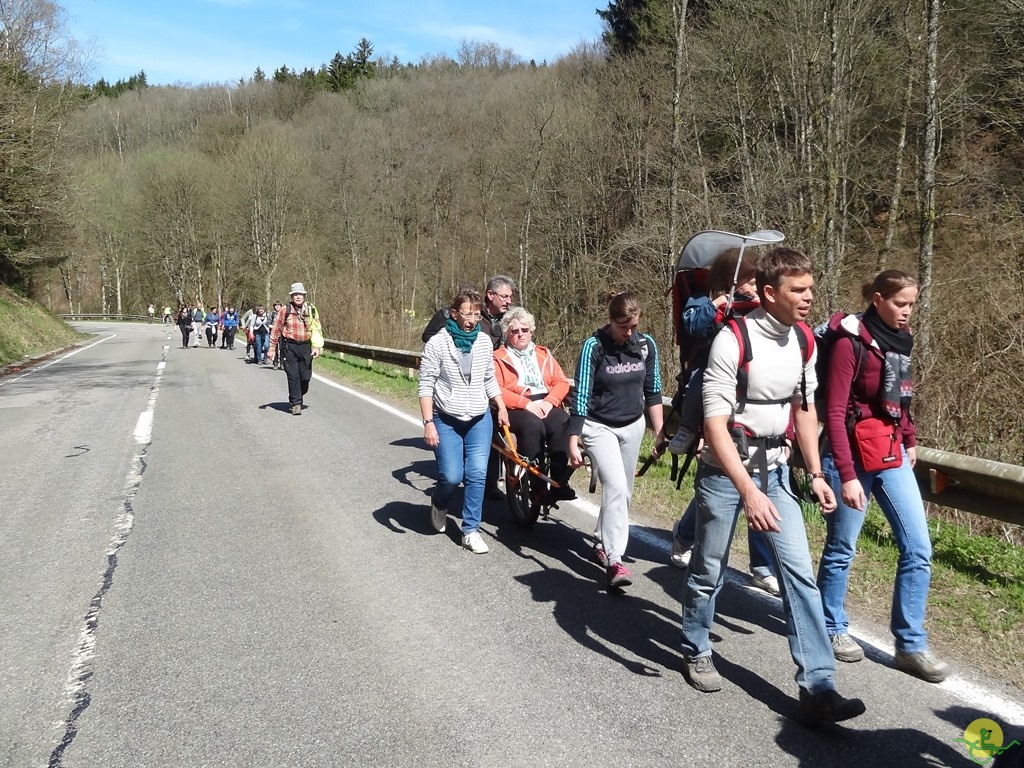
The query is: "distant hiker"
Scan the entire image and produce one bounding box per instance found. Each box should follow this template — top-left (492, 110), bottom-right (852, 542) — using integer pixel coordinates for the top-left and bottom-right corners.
top-left (247, 306), bottom-right (271, 364)
top-left (191, 305), bottom-right (204, 347)
top-left (220, 304), bottom-right (239, 350)
top-left (176, 307), bottom-right (193, 348)
top-left (267, 283), bottom-right (322, 415)
top-left (204, 306), bottom-right (220, 348)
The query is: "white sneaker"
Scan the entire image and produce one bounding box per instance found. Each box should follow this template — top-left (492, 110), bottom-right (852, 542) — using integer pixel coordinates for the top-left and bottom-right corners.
top-left (462, 531), bottom-right (489, 554)
top-left (750, 573), bottom-right (781, 596)
top-left (670, 537), bottom-right (692, 569)
top-left (430, 503), bottom-right (446, 533)
top-left (668, 427), bottom-right (697, 456)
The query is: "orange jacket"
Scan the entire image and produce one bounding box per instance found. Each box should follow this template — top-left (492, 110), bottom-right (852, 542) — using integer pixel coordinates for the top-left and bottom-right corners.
top-left (493, 344), bottom-right (571, 410)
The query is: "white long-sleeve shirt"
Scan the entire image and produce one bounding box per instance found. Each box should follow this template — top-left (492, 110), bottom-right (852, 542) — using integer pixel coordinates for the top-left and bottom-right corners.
top-left (701, 307), bottom-right (818, 471)
top-left (418, 329), bottom-right (501, 420)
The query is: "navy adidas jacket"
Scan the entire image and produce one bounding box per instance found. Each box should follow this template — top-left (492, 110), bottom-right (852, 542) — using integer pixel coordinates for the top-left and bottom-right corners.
top-left (570, 327), bottom-right (661, 436)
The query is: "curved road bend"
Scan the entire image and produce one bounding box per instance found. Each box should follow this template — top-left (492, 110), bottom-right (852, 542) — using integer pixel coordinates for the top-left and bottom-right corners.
top-left (0, 321), bottom-right (1020, 768)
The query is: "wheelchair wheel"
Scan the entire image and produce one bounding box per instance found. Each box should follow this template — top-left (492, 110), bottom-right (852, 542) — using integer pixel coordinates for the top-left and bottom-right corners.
top-left (504, 457), bottom-right (541, 527)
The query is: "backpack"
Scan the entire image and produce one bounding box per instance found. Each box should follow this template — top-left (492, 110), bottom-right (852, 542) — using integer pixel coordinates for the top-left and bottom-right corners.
top-left (284, 302), bottom-right (318, 323)
top-left (669, 268), bottom-right (709, 376)
top-left (779, 311), bottom-right (869, 477)
top-left (812, 311), bottom-right (865, 413)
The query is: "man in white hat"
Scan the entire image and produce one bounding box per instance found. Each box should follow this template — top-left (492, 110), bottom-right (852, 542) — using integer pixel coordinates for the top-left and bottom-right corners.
top-left (268, 282), bottom-right (322, 415)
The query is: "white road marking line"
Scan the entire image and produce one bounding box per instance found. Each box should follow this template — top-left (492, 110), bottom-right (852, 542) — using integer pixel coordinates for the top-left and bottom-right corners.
top-left (0, 334), bottom-right (115, 387)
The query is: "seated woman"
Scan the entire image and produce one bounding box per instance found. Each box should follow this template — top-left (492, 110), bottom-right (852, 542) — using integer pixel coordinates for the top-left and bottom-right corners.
top-left (493, 307), bottom-right (575, 501)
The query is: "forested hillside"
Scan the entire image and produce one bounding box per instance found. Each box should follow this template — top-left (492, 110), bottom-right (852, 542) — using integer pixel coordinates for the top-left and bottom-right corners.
top-left (5, 0), bottom-right (1024, 478)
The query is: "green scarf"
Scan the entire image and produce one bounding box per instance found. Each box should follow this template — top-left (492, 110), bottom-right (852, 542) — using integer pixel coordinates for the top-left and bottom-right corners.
top-left (446, 317), bottom-right (480, 353)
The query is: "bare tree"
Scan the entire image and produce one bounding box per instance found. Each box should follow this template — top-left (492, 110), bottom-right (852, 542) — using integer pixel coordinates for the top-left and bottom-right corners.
top-left (916, 0), bottom-right (940, 361)
top-left (232, 123), bottom-right (305, 304)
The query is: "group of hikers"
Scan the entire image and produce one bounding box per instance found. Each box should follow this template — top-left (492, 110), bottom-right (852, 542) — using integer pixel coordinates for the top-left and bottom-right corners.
top-left (171, 301), bottom-right (281, 360)
top-left (416, 241), bottom-right (950, 726)
top-left (170, 284), bottom-right (322, 416)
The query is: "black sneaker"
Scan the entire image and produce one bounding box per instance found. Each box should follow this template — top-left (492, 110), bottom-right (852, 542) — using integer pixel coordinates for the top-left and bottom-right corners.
top-left (798, 688), bottom-right (866, 724)
top-left (550, 485), bottom-right (577, 502)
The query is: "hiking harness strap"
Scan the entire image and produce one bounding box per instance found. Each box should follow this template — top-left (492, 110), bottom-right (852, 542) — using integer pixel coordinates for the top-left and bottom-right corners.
top-left (728, 426), bottom-right (788, 492)
top-left (727, 316), bottom-right (812, 415)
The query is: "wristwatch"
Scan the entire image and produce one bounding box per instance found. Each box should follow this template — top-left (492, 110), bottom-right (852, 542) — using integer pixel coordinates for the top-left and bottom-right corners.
top-left (423, 418), bottom-right (433, 425)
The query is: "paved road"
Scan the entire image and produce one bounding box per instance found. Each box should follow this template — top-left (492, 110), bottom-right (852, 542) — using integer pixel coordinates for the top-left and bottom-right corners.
top-left (1, 322), bottom-right (1021, 768)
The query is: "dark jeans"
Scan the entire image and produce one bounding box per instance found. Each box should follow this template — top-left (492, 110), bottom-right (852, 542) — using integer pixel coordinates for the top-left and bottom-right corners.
top-left (205, 326), bottom-right (218, 346)
top-left (253, 330), bottom-right (269, 362)
top-left (179, 326), bottom-right (191, 346)
top-left (223, 327), bottom-right (237, 349)
top-left (282, 339), bottom-right (313, 406)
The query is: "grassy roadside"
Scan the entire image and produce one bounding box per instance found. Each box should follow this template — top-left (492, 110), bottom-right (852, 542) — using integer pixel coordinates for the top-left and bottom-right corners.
top-left (0, 285), bottom-right (86, 367)
top-left (316, 351), bottom-right (1023, 693)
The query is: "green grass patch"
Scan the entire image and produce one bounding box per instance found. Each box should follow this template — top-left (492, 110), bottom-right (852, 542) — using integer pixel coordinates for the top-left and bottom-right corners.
top-left (0, 285), bottom-right (87, 367)
top-left (316, 350), bottom-right (418, 403)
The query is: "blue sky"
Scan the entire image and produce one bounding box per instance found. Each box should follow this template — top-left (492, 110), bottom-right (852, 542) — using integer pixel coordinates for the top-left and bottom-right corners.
top-left (60, 0), bottom-right (606, 86)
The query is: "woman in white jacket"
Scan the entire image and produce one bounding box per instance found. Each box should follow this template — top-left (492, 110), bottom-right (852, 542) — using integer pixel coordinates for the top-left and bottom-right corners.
top-left (419, 288), bottom-right (509, 554)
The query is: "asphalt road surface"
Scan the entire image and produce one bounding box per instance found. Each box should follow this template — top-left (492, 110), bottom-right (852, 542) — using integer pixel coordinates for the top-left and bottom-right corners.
top-left (1, 322), bottom-right (1021, 768)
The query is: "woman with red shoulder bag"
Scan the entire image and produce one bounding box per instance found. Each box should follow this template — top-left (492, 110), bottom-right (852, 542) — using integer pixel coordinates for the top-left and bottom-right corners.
top-left (816, 269), bottom-right (950, 684)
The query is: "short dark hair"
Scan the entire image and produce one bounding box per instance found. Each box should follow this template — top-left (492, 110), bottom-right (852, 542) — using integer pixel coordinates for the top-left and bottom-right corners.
top-left (756, 247), bottom-right (813, 295)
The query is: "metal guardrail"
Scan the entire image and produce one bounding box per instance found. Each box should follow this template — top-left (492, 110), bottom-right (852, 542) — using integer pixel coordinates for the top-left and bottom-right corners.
top-left (326, 339), bottom-right (421, 373)
top-left (60, 313), bottom-right (154, 322)
top-left (62, 318), bottom-right (1023, 525)
top-left (916, 447), bottom-right (1024, 526)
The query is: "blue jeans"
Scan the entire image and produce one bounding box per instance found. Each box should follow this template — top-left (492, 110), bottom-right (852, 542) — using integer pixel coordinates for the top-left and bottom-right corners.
top-left (253, 331), bottom-right (269, 362)
top-left (432, 409), bottom-right (492, 535)
top-left (681, 463), bottom-right (837, 694)
top-left (817, 448), bottom-right (932, 653)
top-left (676, 495), bottom-right (775, 578)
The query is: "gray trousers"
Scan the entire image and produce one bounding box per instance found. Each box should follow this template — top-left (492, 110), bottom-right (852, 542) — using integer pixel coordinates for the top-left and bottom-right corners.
top-left (581, 415), bottom-right (645, 565)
